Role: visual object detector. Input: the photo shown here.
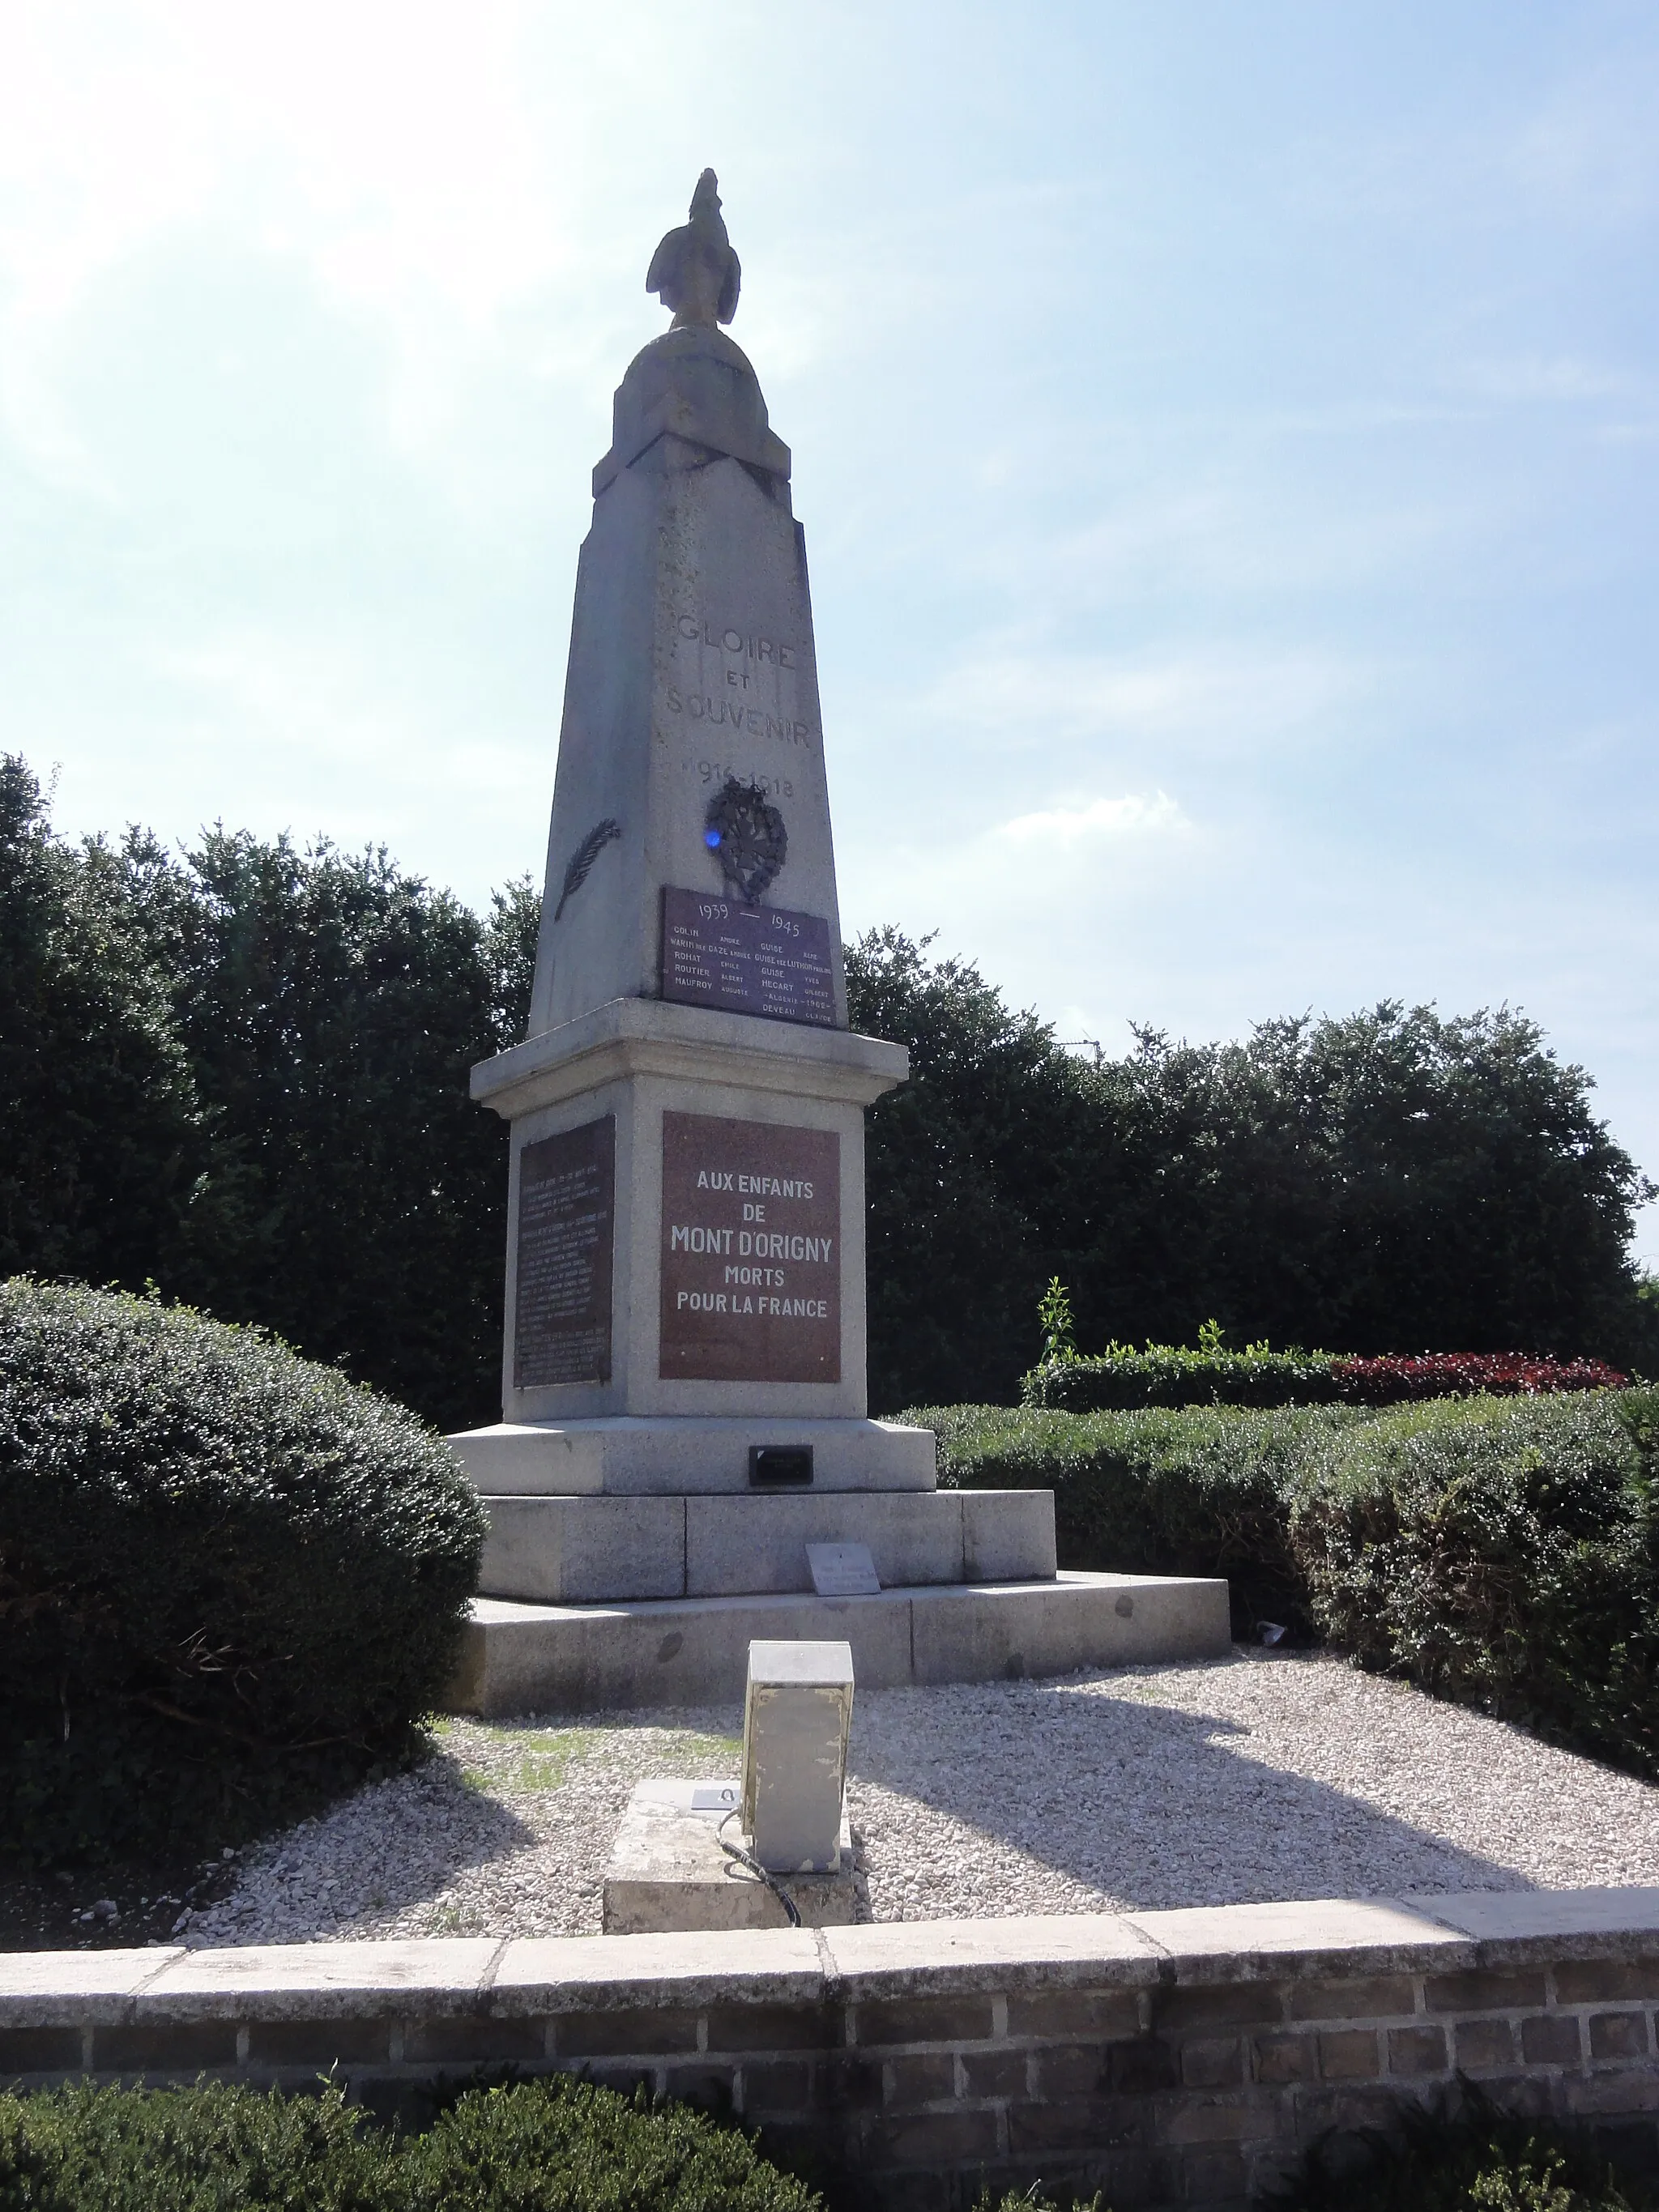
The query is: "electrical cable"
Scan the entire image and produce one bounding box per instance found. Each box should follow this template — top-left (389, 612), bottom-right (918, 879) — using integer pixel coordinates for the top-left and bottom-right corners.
top-left (717, 1812), bottom-right (802, 1926)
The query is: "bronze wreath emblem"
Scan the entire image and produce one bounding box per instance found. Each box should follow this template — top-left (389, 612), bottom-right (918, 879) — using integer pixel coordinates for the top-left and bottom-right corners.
top-left (704, 777), bottom-right (787, 905)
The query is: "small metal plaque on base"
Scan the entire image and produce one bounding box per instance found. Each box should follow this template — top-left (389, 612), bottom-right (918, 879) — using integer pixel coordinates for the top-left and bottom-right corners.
top-left (751, 1446), bottom-right (813, 1488)
top-left (661, 888), bottom-right (837, 1027)
top-left (806, 1542), bottom-right (882, 1598)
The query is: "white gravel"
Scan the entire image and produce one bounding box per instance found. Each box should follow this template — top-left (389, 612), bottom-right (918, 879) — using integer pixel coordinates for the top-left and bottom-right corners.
top-left (180, 1651), bottom-right (1659, 1947)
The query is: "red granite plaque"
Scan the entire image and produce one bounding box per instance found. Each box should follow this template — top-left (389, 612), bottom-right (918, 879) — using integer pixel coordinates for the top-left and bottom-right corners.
top-left (660, 888), bottom-right (837, 1027)
top-left (658, 1111), bottom-right (841, 1383)
top-left (513, 1117), bottom-right (615, 1389)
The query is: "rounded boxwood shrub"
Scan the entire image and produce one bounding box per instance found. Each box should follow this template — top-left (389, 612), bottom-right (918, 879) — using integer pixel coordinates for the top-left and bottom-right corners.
top-left (0, 2077), bottom-right (825, 2211)
top-left (0, 1277), bottom-right (487, 1865)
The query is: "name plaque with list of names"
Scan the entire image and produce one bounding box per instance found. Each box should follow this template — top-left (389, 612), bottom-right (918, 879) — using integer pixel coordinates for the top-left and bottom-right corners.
top-left (660, 888), bottom-right (837, 1027)
top-left (513, 1116), bottom-right (615, 1390)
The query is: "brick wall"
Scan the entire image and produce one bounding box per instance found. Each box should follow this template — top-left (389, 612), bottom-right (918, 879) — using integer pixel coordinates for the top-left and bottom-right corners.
top-left (3, 1892), bottom-right (1658, 2210)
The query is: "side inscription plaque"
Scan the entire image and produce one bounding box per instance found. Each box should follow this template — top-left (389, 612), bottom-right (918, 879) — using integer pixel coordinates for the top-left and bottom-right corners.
top-left (513, 1117), bottom-right (616, 1389)
top-left (661, 888), bottom-right (836, 1027)
top-left (659, 1111), bottom-right (840, 1383)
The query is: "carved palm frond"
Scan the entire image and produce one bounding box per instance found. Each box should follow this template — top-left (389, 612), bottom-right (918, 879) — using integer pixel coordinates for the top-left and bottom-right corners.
top-left (554, 818), bottom-right (621, 922)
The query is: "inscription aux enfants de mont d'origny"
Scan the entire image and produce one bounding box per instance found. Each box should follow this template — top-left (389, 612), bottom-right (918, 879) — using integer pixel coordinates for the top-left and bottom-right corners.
top-left (659, 1110), bottom-right (840, 1384)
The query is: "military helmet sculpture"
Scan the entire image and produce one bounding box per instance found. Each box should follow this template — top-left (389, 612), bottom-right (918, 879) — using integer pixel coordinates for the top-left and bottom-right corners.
top-left (646, 168), bottom-right (741, 330)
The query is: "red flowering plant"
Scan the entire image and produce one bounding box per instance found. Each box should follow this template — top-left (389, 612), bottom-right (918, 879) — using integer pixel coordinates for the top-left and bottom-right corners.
top-left (1330, 1353), bottom-right (1627, 1405)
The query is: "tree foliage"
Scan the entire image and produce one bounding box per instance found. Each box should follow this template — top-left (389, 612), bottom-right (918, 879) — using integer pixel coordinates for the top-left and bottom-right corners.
top-left (849, 928), bottom-right (1656, 1410)
top-left (2, 764), bottom-right (1653, 1426)
top-left (0, 756), bottom-right (538, 1430)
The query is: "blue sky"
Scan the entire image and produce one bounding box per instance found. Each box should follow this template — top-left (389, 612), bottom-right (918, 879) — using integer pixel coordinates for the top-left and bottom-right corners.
top-left (3, 2), bottom-right (1657, 1262)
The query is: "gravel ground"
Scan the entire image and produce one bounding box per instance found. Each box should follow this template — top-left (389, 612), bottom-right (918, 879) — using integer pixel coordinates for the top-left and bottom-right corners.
top-left (180, 1651), bottom-right (1659, 1947)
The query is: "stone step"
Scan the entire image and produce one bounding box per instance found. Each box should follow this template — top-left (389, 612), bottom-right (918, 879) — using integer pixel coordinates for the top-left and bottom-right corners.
top-left (474, 1486), bottom-right (1056, 1604)
top-left (448, 1415), bottom-right (936, 1497)
top-left (445, 1571), bottom-right (1232, 1716)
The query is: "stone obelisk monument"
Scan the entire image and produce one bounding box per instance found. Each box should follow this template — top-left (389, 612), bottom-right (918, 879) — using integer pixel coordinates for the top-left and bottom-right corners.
top-left (446, 176), bottom-right (1230, 1712)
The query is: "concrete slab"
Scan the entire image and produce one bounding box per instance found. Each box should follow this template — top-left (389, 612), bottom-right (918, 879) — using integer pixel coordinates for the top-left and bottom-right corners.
top-left (822, 1914), bottom-right (1164, 1998)
top-left (1405, 1886), bottom-right (1659, 1962)
top-left (450, 1586), bottom-right (915, 1715)
top-left (601, 1781), bottom-right (858, 1933)
top-left (446, 1570), bottom-right (1233, 1716)
top-left (1125, 1898), bottom-right (1473, 1981)
top-left (910, 1571), bottom-right (1230, 1684)
top-left (489, 1927), bottom-right (823, 2014)
top-left (472, 1485), bottom-right (1056, 1604)
top-left (480, 1494), bottom-right (684, 1602)
top-left (684, 1490), bottom-right (969, 1596)
top-left (142, 1939), bottom-right (503, 2018)
top-left (962, 1487), bottom-right (1057, 1581)
top-left (0, 1949), bottom-right (185, 2027)
top-left (450, 1413), bottom-right (936, 1497)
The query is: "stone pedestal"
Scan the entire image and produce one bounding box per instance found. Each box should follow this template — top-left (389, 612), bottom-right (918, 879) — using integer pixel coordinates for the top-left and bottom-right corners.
top-left (600, 1780), bottom-right (859, 1934)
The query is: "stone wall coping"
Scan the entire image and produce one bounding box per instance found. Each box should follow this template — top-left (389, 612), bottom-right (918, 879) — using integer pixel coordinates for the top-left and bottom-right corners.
top-left (0, 1947), bottom-right (186, 2027)
top-left (819, 1914), bottom-right (1165, 1997)
top-left (128, 1938), bottom-right (507, 2022)
top-left (1407, 1885), bottom-right (1659, 1956)
top-left (6, 1890), bottom-right (1659, 2031)
top-left (1121, 1898), bottom-right (1474, 1981)
top-left (489, 1929), bottom-right (826, 2013)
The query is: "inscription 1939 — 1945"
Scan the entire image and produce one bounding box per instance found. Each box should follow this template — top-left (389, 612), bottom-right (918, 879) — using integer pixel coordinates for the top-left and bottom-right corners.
top-left (513, 1118), bottom-right (615, 1390)
top-left (659, 1111), bottom-right (840, 1384)
top-left (661, 888), bottom-right (836, 1027)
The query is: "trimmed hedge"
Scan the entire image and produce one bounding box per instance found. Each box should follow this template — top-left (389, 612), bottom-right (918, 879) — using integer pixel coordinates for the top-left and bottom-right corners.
top-left (0, 2076), bottom-right (822, 2210)
top-left (917, 1389), bottom-right (1659, 1778)
top-left (1023, 1345), bottom-right (1341, 1412)
top-left (920, 1400), bottom-right (1364, 1639)
top-left (1022, 1346), bottom-right (1628, 1413)
top-left (1291, 1391), bottom-right (1659, 1779)
top-left (0, 1278), bottom-right (487, 1865)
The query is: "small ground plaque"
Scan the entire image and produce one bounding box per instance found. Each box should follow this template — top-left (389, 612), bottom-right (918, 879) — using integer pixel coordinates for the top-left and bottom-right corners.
top-left (661, 888), bottom-right (837, 1027)
top-left (806, 1542), bottom-right (881, 1598)
top-left (659, 1111), bottom-right (840, 1383)
top-left (513, 1117), bottom-right (615, 1389)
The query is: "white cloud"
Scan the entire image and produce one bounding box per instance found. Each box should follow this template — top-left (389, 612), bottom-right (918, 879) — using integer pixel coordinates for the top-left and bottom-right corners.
top-left (996, 791), bottom-right (1188, 845)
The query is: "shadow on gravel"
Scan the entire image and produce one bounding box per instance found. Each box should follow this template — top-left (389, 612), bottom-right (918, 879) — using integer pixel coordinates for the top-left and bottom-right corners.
top-left (186, 1750), bottom-right (545, 1943)
top-left (847, 1657), bottom-right (1536, 1911)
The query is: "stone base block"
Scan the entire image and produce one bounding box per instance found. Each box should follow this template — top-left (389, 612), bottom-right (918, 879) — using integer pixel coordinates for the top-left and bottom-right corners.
top-left (474, 1485), bottom-right (1056, 1603)
top-left (445, 1571), bottom-right (1232, 1717)
top-left (446, 1416), bottom-right (936, 1497)
top-left (600, 1780), bottom-right (859, 1933)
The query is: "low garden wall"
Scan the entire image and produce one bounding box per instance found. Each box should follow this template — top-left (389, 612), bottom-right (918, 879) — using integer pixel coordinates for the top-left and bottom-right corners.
top-left (5, 1889), bottom-right (1659, 2210)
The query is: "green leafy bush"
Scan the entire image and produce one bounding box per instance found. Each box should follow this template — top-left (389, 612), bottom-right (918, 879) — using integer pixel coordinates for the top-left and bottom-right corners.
top-left (917, 1400), bottom-right (1366, 1637)
top-left (0, 2076), bottom-right (381, 2210)
top-left (1291, 1390), bottom-right (1659, 1776)
top-left (0, 1279), bottom-right (487, 1865)
top-left (917, 1390), bottom-right (1659, 1775)
top-left (0, 2078), bottom-right (821, 2212)
top-left (394, 2077), bottom-right (821, 2210)
top-left (1023, 1340), bottom-right (1341, 1413)
top-left (1022, 1332), bottom-right (1628, 1415)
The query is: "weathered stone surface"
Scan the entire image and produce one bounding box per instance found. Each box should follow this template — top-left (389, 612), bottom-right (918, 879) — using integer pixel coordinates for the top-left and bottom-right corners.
top-left (450, 1413), bottom-right (936, 1497)
top-left (446, 1572), bottom-right (1230, 1716)
top-left (13, 1888), bottom-right (1659, 2209)
top-left (601, 1782), bottom-right (857, 1933)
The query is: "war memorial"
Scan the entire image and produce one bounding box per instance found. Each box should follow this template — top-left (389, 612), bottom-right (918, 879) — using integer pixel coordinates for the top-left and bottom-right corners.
top-left (6, 172), bottom-right (1659, 2212)
top-left (441, 173), bottom-right (1226, 1716)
